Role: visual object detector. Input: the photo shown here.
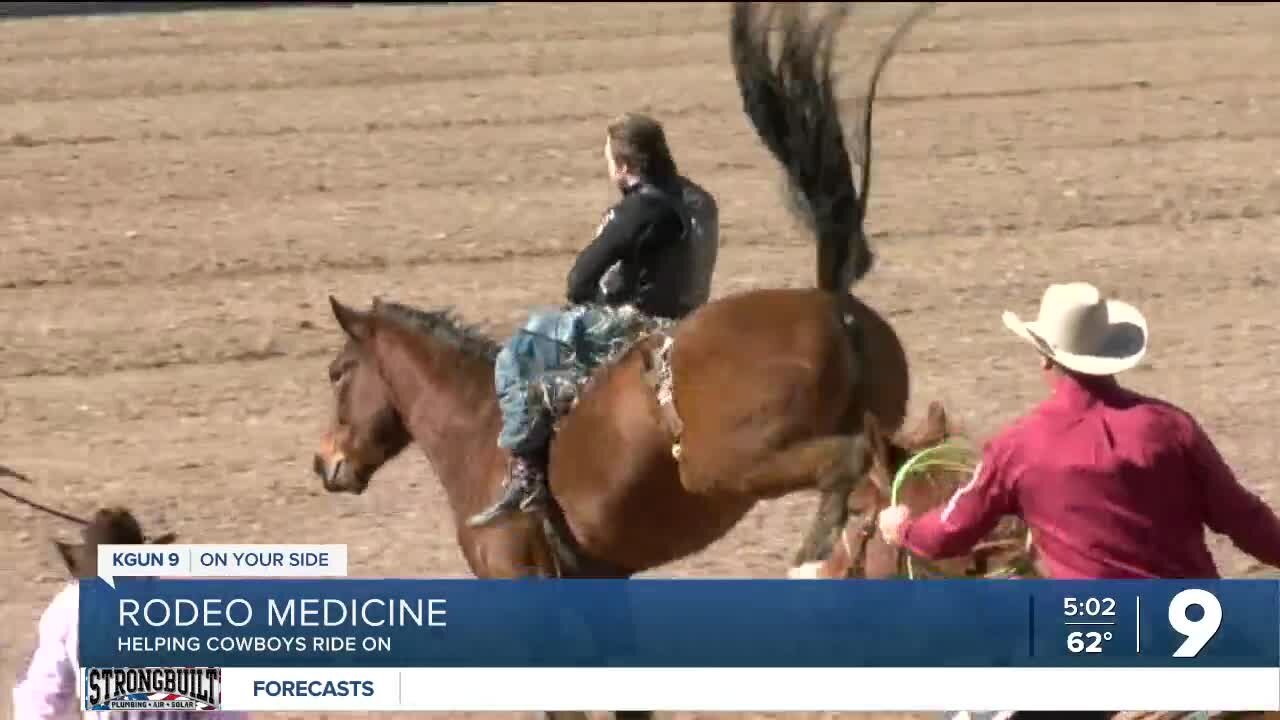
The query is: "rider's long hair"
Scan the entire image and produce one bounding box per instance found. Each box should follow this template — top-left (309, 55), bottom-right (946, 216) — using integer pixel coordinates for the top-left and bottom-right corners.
top-left (606, 112), bottom-right (678, 182)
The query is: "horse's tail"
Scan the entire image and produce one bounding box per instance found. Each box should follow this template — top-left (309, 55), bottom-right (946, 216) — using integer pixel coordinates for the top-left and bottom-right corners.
top-left (730, 2), bottom-right (935, 293)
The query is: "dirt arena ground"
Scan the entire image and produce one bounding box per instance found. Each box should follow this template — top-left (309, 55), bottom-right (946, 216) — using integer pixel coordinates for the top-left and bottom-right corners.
top-left (3, 2), bottom-right (1279, 718)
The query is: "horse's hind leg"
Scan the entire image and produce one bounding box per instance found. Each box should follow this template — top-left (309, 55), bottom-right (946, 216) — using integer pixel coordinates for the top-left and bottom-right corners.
top-left (728, 434), bottom-right (872, 566)
top-left (791, 437), bottom-right (869, 567)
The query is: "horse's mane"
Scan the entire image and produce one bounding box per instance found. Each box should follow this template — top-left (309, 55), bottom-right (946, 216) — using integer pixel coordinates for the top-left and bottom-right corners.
top-left (375, 301), bottom-right (501, 363)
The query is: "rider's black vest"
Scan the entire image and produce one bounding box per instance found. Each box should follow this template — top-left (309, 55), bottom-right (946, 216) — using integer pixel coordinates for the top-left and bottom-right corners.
top-left (604, 177), bottom-right (717, 320)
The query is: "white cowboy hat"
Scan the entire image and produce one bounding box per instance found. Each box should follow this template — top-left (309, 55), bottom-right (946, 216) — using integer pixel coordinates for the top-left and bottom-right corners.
top-left (1001, 282), bottom-right (1148, 376)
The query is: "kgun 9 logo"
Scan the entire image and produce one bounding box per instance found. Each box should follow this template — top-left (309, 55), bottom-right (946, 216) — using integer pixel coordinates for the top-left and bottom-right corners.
top-left (1063, 588), bottom-right (1223, 657)
top-left (1167, 588), bottom-right (1222, 658)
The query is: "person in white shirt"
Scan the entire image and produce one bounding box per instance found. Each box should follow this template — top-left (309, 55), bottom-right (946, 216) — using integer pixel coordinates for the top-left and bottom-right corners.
top-left (12, 507), bottom-right (247, 720)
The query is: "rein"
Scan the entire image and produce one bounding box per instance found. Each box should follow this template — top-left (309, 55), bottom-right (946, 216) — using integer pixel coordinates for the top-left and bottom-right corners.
top-left (0, 465), bottom-right (91, 526)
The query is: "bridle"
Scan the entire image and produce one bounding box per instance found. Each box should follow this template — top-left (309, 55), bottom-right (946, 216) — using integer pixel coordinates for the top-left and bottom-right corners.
top-left (842, 512), bottom-right (879, 578)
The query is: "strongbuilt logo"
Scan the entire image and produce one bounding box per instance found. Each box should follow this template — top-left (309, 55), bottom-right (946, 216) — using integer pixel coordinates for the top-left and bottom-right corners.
top-left (84, 667), bottom-right (221, 711)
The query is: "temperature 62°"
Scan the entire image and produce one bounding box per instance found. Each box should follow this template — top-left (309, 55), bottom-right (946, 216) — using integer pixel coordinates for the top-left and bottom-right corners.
top-left (1067, 630), bottom-right (1111, 653)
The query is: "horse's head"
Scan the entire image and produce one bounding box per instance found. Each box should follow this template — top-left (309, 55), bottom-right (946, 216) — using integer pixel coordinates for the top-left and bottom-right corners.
top-left (858, 400), bottom-right (957, 519)
top-left (796, 401), bottom-right (1031, 579)
top-left (313, 297), bottom-right (411, 495)
top-left (861, 401), bottom-right (986, 579)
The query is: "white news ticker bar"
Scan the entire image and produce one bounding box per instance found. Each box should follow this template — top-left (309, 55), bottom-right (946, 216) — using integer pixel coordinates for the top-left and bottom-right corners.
top-left (220, 667), bottom-right (1280, 712)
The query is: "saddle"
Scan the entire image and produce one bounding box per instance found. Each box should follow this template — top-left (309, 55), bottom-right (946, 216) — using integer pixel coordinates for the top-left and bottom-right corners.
top-left (526, 304), bottom-right (676, 432)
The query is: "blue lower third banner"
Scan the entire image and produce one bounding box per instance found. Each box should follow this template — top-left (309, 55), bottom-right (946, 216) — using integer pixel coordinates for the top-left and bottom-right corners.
top-left (79, 579), bottom-right (1280, 711)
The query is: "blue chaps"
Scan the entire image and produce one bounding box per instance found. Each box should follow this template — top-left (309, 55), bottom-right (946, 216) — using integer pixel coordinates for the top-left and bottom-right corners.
top-left (494, 308), bottom-right (585, 455)
top-left (495, 303), bottom-right (660, 455)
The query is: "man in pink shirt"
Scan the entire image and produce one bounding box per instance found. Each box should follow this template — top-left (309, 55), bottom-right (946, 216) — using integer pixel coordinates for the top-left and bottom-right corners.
top-left (12, 508), bottom-right (248, 720)
top-left (878, 282), bottom-right (1280, 579)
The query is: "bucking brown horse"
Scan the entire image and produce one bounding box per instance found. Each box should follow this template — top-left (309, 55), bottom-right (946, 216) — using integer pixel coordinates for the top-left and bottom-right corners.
top-left (315, 1), bottom-right (936, 581)
top-left (315, 5), bottom-right (932, 717)
top-left (312, 6), bottom-right (958, 712)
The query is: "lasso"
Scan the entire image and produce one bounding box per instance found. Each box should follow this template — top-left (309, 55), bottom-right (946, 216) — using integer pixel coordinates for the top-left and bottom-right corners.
top-left (890, 440), bottom-right (1034, 579)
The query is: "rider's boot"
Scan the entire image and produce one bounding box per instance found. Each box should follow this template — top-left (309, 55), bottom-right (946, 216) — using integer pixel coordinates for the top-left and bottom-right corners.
top-left (466, 450), bottom-right (548, 528)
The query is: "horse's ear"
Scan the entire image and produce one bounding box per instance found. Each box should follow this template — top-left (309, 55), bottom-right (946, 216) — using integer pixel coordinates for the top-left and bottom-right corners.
top-left (329, 296), bottom-right (371, 342)
top-left (925, 400), bottom-right (948, 441)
